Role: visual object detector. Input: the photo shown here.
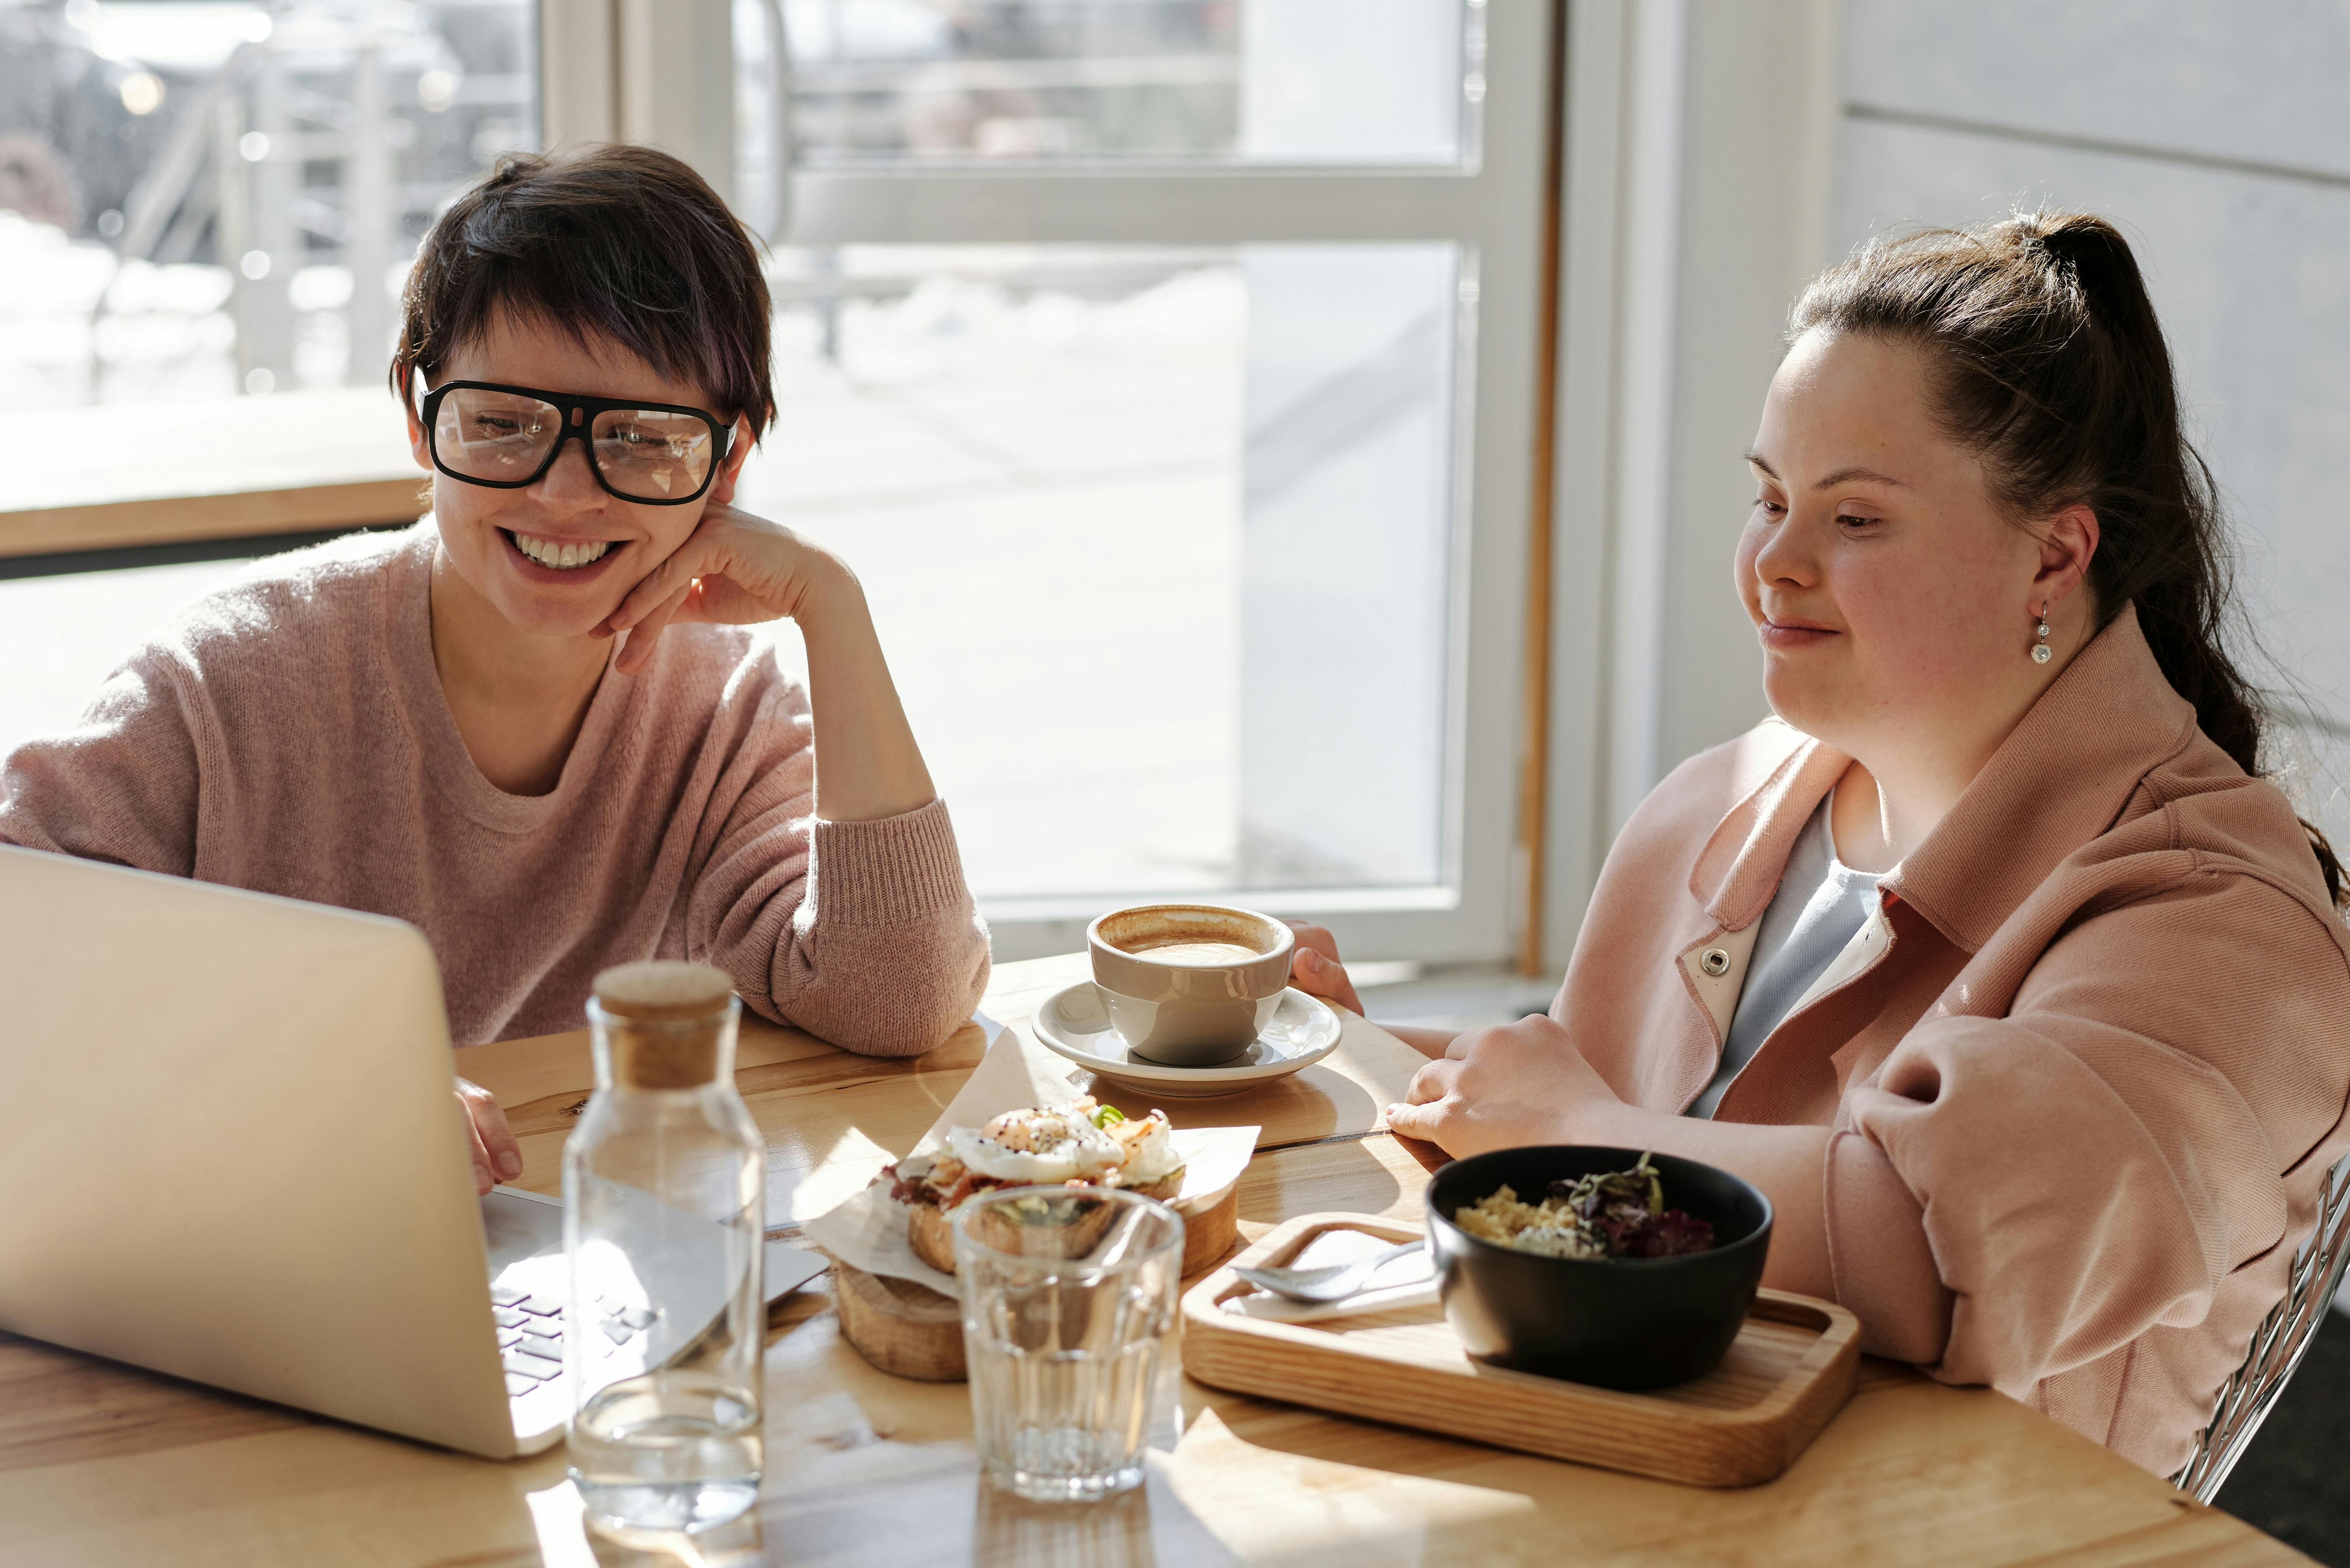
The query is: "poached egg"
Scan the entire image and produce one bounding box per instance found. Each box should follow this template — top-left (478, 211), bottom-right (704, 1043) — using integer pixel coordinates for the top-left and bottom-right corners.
top-left (949, 1107), bottom-right (1124, 1183)
top-left (941, 1102), bottom-right (1184, 1187)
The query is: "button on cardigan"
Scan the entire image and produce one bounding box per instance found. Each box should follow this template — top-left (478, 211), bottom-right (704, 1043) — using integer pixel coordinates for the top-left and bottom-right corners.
top-left (0, 522), bottom-right (991, 1053)
top-left (1552, 604), bottom-right (2350, 1474)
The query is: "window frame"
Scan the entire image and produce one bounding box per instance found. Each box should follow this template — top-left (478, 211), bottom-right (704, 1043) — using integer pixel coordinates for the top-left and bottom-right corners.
top-left (676, 1), bottom-right (1560, 966)
top-left (0, 1), bottom-right (1562, 972)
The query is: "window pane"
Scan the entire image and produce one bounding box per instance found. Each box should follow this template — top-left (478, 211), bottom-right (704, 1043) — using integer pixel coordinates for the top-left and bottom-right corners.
top-left (751, 0), bottom-right (1476, 168)
top-left (0, 557), bottom-right (262, 754)
top-left (0, 0), bottom-right (537, 412)
top-left (736, 241), bottom-right (1465, 901)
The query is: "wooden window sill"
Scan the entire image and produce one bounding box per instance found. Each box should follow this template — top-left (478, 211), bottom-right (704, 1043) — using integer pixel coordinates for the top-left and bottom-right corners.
top-left (1, 390), bottom-right (425, 561)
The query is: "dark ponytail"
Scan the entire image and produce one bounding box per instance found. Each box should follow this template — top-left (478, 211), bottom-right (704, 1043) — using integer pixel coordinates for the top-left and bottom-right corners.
top-left (1790, 210), bottom-right (2346, 909)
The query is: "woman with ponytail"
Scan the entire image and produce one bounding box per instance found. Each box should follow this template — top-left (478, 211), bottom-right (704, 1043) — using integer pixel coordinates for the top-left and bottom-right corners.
top-left (1295, 211), bottom-right (2350, 1475)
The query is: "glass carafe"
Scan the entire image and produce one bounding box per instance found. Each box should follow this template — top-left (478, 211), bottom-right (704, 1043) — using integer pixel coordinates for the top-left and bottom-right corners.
top-left (564, 961), bottom-right (765, 1535)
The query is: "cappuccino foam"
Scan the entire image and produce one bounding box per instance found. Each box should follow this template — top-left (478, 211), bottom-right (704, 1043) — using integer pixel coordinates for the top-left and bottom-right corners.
top-left (1128, 939), bottom-right (1265, 966)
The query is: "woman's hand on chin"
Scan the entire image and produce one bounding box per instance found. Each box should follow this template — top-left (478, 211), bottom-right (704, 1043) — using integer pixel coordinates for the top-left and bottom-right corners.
top-left (604, 500), bottom-right (936, 823)
top-left (1384, 1014), bottom-right (1628, 1158)
top-left (602, 501), bottom-right (850, 676)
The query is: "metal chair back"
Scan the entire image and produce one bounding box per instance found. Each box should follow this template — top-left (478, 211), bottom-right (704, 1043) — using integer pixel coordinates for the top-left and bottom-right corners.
top-left (2171, 1150), bottom-right (2350, 1502)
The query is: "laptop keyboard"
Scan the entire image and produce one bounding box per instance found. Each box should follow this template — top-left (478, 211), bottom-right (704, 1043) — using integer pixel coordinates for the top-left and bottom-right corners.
top-left (490, 1281), bottom-right (661, 1399)
top-left (492, 1284), bottom-right (565, 1395)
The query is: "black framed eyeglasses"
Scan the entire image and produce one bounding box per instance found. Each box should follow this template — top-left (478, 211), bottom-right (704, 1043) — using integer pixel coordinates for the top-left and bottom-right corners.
top-left (415, 378), bottom-right (733, 506)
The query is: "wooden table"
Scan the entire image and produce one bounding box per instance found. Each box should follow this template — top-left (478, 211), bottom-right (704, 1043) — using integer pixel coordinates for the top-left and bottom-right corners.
top-left (0, 956), bottom-right (2308, 1566)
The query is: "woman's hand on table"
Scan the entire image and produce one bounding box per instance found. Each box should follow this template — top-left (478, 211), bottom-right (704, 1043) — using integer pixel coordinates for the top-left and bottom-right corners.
top-left (456, 1076), bottom-right (522, 1195)
top-left (1384, 1014), bottom-right (1627, 1157)
top-left (1387, 1020), bottom-right (1840, 1295)
top-left (1287, 922), bottom-right (1366, 1015)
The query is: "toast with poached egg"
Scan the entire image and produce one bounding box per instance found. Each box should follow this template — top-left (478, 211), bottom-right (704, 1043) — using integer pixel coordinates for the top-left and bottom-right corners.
top-left (886, 1099), bottom-right (1186, 1273)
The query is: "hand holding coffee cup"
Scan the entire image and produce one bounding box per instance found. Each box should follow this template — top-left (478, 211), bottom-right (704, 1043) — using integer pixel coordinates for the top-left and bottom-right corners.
top-left (1088, 904), bottom-right (1295, 1066)
top-left (1285, 922), bottom-right (1365, 1017)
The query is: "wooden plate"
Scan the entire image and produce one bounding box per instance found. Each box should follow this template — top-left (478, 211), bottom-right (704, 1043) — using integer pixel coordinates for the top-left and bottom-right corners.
top-left (1181, 1213), bottom-right (1861, 1487)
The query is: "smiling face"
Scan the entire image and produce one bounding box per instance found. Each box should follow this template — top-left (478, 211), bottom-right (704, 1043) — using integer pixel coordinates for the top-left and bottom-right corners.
top-left (406, 309), bottom-right (750, 640)
top-left (1737, 329), bottom-right (2072, 767)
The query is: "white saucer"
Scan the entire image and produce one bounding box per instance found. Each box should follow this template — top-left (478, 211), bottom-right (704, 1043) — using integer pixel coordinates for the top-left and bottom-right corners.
top-left (1030, 982), bottom-right (1344, 1099)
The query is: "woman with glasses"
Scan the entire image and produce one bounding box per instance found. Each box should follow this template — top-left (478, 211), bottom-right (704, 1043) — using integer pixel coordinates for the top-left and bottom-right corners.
top-left (0, 147), bottom-right (989, 1192)
top-left (1291, 212), bottom-right (2350, 1477)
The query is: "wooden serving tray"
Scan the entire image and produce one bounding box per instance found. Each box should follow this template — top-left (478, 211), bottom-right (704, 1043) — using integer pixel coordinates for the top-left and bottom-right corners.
top-left (1181, 1213), bottom-right (1861, 1487)
top-left (833, 1182), bottom-right (1241, 1382)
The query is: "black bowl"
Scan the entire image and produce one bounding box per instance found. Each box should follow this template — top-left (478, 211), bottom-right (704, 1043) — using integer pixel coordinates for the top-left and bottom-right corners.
top-left (1425, 1146), bottom-right (1773, 1391)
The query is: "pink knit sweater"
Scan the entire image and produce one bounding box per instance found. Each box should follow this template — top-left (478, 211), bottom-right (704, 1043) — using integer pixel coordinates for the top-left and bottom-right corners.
top-left (0, 523), bottom-right (990, 1051)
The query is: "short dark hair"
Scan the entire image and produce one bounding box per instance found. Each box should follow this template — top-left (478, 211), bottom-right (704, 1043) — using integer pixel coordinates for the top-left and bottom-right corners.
top-left (391, 144), bottom-right (773, 438)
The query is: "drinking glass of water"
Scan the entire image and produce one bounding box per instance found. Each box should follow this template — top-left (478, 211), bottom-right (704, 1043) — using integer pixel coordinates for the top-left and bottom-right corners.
top-left (954, 1186), bottom-right (1184, 1503)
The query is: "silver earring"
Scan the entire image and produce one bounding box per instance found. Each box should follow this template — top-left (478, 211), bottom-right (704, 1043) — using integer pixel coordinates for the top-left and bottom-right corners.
top-left (2032, 608), bottom-right (2052, 664)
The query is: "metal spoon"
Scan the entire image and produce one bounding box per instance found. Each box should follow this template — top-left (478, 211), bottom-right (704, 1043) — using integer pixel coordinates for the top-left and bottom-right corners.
top-left (1231, 1239), bottom-right (1425, 1304)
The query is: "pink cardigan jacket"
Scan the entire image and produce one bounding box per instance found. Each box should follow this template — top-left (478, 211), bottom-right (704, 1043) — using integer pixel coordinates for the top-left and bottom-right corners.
top-left (1555, 605), bottom-right (2350, 1474)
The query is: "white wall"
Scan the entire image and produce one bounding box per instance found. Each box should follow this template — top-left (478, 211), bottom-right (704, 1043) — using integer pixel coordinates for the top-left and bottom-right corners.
top-left (1834, 0), bottom-right (2350, 847)
top-left (1652, 0), bottom-right (1838, 783)
top-left (1541, 0), bottom-right (1838, 969)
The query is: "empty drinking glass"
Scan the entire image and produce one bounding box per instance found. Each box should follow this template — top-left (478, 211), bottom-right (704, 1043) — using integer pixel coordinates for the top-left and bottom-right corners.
top-left (954, 1186), bottom-right (1184, 1503)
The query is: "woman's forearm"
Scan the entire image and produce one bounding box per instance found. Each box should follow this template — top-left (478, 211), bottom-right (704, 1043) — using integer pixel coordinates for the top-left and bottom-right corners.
top-left (796, 561), bottom-right (937, 823)
top-left (1579, 1101), bottom-right (1834, 1299)
top-left (1385, 1024), bottom-right (1459, 1059)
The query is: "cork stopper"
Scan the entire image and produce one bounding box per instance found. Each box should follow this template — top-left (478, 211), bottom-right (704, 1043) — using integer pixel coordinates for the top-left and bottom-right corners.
top-left (591, 961), bottom-right (737, 1089)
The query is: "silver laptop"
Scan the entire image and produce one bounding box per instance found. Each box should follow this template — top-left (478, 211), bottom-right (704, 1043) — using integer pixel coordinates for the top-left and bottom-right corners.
top-left (0, 845), bottom-right (819, 1458)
